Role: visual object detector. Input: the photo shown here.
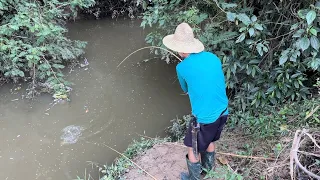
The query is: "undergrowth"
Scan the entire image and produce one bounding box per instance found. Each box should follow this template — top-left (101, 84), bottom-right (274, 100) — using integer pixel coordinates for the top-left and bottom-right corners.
top-left (168, 98), bottom-right (320, 140)
top-left (77, 137), bottom-right (169, 180)
top-left (0, 0), bottom-right (95, 100)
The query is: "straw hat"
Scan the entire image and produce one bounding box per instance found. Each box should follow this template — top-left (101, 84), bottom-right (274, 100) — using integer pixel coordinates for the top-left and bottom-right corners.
top-left (162, 22), bottom-right (204, 53)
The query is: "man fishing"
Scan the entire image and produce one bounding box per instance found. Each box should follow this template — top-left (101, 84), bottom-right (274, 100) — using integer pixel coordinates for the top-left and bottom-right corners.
top-left (162, 22), bottom-right (229, 179)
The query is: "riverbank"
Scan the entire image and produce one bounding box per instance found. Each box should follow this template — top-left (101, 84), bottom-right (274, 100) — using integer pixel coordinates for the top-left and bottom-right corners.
top-left (98, 129), bottom-right (291, 180)
top-left (89, 96), bottom-right (320, 180)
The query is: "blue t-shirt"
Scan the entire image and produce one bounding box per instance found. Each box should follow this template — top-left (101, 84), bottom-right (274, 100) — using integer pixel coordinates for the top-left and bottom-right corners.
top-left (176, 51), bottom-right (229, 124)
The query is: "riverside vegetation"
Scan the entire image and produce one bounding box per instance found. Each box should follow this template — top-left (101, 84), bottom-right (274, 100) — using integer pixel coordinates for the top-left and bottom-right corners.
top-left (0, 0), bottom-right (319, 179)
top-left (90, 1), bottom-right (319, 179)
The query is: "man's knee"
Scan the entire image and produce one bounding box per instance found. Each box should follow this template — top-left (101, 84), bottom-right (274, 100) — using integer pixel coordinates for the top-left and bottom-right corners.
top-left (206, 142), bottom-right (215, 152)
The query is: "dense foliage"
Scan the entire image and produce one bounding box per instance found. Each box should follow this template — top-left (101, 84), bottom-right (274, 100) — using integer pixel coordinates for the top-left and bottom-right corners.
top-left (0, 0), bottom-right (95, 99)
top-left (141, 0), bottom-right (320, 112)
top-left (169, 97), bottom-right (320, 139)
top-left (80, 0), bottom-right (145, 19)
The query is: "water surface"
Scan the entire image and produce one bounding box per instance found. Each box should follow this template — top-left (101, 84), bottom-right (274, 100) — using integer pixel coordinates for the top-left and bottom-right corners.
top-left (0, 18), bottom-right (190, 179)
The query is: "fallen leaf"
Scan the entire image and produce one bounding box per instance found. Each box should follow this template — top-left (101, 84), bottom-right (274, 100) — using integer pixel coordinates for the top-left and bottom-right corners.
top-left (218, 156), bottom-right (229, 165)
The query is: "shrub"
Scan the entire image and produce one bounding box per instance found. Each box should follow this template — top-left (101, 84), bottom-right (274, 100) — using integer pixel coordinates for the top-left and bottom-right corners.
top-left (140, 0), bottom-right (320, 112)
top-left (168, 98), bottom-right (319, 139)
top-left (0, 0), bottom-right (95, 99)
top-left (80, 0), bottom-right (145, 19)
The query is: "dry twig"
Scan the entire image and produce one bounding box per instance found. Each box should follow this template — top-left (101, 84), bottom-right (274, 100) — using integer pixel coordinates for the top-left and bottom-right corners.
top-left (290, 129), bottom-right (320, 180)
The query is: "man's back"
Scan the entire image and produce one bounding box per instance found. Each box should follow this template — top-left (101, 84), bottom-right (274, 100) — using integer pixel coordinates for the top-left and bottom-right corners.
top-left (176, 51), bottom-right (229, 124)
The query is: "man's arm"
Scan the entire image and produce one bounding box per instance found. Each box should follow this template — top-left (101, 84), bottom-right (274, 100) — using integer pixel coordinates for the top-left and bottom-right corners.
top-left (176, 68), bottom-right (188, 93)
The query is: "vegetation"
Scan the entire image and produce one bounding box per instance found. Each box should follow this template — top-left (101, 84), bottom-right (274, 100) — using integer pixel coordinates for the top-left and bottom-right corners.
top-left (141, 0), bottom-right (320, 112)
top-left (169, 98), bottom-right (319, 139)
top-left (75, 0), bottom-right (320, 179)
top-left (76, 137), bottom-right (169, 180)
top-left (80, 0), bottom-right (145, 19)
top-left (1, 0), bottom-right (318, 179)
top-left (0, 0), bottom-right (95, 99)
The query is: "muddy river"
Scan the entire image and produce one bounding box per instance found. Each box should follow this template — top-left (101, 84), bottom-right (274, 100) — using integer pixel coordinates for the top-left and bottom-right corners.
top-left (0, 18), bottom-right (190, 180)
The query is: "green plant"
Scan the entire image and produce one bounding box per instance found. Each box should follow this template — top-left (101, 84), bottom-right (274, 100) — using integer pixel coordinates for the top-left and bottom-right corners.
top-left (81, 0), bottom-right (146, 19)
top-left (316, 77), bottom-right (320, 94)
top-left (0, 0), bottom-right (95, 99)
top-left (141, 0), bottom-right (320, 112)
top-left (167, 114), bottom-right (192, 141)
top-left (168, 98), bottom-right (319, 139)
top-left (228, 97), bottom-right (320, 138)
top-left (203, 166), bottom-right (243, 180)
top-left (273, 143), bottom-right (282, 157)
top-left (98, 137), bottom-right (169, 180)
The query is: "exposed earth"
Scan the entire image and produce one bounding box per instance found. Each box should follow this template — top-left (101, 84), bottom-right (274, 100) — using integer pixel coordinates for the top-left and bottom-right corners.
top-left (123, 130), bottom-right (293, 180)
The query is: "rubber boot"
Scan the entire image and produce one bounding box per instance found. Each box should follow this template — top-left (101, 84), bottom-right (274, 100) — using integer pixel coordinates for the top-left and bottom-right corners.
top-left (180, 155), bottom-right (201, 180)
top-left (201, 151), bottom-right (215, 173)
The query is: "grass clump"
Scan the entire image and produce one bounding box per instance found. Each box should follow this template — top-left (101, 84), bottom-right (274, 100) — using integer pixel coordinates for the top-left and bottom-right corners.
top-left (92, 137), bottom-right (169, 180)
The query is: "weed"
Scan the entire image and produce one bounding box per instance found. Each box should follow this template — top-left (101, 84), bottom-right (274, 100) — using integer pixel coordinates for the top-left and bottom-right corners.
top-left (167, 114), bottom-right (192, 141)
top-left (203, 166), bottom-right (243, 180)
top-left (97, 137), bottom-right (169, 180)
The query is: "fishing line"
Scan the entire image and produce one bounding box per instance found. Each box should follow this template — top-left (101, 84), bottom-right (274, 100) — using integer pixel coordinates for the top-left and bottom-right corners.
top-left (117, 46), bottom-right (182, 68)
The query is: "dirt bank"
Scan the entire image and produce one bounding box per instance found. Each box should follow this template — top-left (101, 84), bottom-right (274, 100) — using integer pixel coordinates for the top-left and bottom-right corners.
top-left (122, 131), bottom-right (293, 180)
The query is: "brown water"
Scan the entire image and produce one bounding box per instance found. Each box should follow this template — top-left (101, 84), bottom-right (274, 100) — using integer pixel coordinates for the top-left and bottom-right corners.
top-left (0, 18), bottom-right (190, 180)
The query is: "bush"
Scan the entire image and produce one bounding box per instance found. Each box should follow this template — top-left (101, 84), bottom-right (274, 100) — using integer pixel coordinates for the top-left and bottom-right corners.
top-left (0, 0), bottom-right (95, 99)
top-left (140, 0), bottom-right (320, 112)
top-left (80, 0), bottom-right (145, 19)
top-left (168, 98), bottom-right (320, 139)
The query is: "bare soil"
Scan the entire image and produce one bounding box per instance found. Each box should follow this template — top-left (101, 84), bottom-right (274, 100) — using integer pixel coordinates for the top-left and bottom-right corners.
top-left (124, 142), bottom-right (188, 180)
top-left (123, 130), bottom-right (294, 180)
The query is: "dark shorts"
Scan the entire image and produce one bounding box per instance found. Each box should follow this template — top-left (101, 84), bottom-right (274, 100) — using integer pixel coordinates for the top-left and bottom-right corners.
top-left (184, 115), bottom-right (228, 152)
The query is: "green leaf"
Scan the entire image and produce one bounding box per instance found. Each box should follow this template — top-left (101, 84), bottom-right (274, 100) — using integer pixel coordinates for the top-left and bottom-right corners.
top-left (293, 29), bottom-right (305, 38)
top-left (237, 13), bottom-right (251, 25)
top-left (239, 27), bottom-right (247, 32)
top-left (142, 1), bottom-right (147, 10)
top-left (221, 3), bottom-right (237, 9)
top-left (294, 81), bottom-right (299, 88)
top-left (256, 43), bottom-right (263, 56)
top-left (298, 9), bottom-right (308, 19)
top-left (226, 12), bottom-right (236, 22)
top-left (309, 58), bottom-right (320, 70)
top-left (279, 54), bottom-right (288, 65)
top-left (159, 19), bottom-right (165, 26)
top-left (226, 68), bottom-right (231, 79)
top-left (310, 28), bottom-right (317, 36)
top-left (290, 23), bottom-right (300, 30)
top-left (252, 66), bottom-right (256, 77)
top-left (251, 15), bottom-right (257, 22)
top-left (291, 73), bottom-right (301, 78)
top-left (299, 37), bottom-right (310, 51)
top-left (235, 33), bottom-right (246, 43)
top-left (52, 64), bottom-right (65, 69)
top-left (245, 39), bottom-right (255, 45)
top-left (254, 23), bottom-right (263, 31)
top-left (263, 46), bottom-right (268, 52)
top-left (290, 55), bottom-right (297, 62)
top-left (310, 36), bottom-right (320, 50)
top-left (306, 10), bottom-right (316, 25)
top-left (248, 28), bottom-right (255, 37)
top-left (140, 20), bottom-right (147, 28)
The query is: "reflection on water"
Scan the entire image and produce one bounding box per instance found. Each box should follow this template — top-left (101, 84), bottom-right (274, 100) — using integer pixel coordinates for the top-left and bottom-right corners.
top-left (0, 18), bottom-right (190, 180)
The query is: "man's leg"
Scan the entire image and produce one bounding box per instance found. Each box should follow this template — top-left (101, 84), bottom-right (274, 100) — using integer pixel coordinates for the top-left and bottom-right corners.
top-left (201, 142), bottom-right (216, 173)
top-left (206, 142), bottom-right (215, 152)
top-left (188, 147), bottom-right (200, 163)
top-left (181, 117), bottom-right (201, 180)
top-left (181, 147), bottom-right (201, 180)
